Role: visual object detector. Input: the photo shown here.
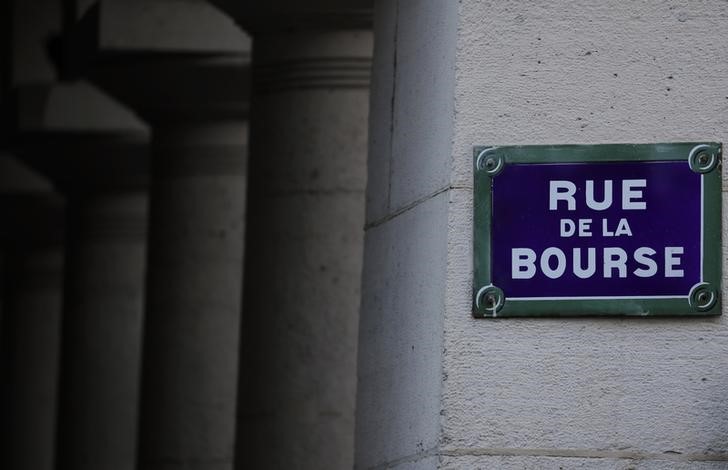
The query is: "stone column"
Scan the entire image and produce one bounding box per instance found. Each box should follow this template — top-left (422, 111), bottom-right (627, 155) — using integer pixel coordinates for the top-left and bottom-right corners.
top-left (0, 157), bottom-right (64, 470)
top-left (56, 189), bottom-right (148, 470)
top-left (5, 243), bottom-right (64, 470)
top-left (137, 119), bottom-right (247, 470)
top-left (0, 250), bottom-right (4, 459)
top-left (236, 30), bottom-right (371, 469)
top-left (353, 3), bottom-right (456, 467)
top-left (53, 9), bottom-right (250, 463)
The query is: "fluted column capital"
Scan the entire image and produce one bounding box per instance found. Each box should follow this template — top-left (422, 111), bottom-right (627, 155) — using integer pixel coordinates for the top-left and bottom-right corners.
top-left (0, 192), bottom-right (65, 250)
top-left (11, 130), bottom-right (150, 194)
top-left (252, 30), bottom-right (373, 94)
top-left (68, 191), bottom-right (148, 243)
top-left (151, 120), bottom-right (248, 179)
top-left (7, 81), bottom-right (151, 194)
top-left (88, 56), bottom-right (251, 125)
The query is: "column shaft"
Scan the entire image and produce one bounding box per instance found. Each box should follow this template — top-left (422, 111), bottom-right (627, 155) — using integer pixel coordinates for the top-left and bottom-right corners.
top-left (57, 190), bottom-right (148, 470)
top-left (6, 247), bottom-right (64, 470)
top-left (354, 2), bottom-right (457, 466)
top-left (138, 120), bottom-right (247, 470)
top-left (238, 30), bottom-right (371, 469)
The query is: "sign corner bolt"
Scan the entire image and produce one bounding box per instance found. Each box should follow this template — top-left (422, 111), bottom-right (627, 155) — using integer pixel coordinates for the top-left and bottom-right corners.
top-left (475, 284), bottom-right (505, 315)
top-left (475, 147), bottom-right (505, 176)
top-left (688, 282), bottom-right (718, 311)
top-left (688, 144), bottom-right (720, 174)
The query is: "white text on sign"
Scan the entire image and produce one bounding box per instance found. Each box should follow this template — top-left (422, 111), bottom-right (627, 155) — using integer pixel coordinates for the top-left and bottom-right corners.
top-left (511, 178), bottom-right (684, 280)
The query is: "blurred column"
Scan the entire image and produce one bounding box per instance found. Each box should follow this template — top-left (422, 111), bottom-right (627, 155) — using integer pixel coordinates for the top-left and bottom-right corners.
top-left (57, 3), bottom-right (250, 468)
top-left (0, 250), bottom-right (3, 467)
top-left (6, 246), bottom-right (64, 470)
top-left (137, 119), bottom-right (247, 470)
top-left (57, 187), bottom-right (148, 470)
top-left (8, 84), bottom-right (150, 470)
top-left (2, 193), bottom-right (65, 470)
top-left (5, 0), bottom-right (149, 468)
top-left (212, 3), bottom-right (373, 467)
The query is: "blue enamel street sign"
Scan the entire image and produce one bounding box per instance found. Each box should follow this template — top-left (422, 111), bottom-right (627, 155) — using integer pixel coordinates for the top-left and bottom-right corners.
top-left (472, 143), bottom-right (722, 318)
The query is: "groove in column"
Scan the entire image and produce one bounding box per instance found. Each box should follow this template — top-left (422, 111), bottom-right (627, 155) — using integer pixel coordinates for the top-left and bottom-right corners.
top-left (152, 145), bottom-right (247, 178)
top-left (254, 58), bottom-right (372, 93)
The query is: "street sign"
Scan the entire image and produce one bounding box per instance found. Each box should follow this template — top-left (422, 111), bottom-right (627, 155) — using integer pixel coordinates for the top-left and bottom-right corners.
top-left (473, 143), bottom-right (722, 317)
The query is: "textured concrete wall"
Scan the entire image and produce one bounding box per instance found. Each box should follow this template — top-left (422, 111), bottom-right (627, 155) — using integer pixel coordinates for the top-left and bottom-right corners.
top-left (357, 0), bottom-right (728, 468)
top-left (444, 0), bottom-right (728, 467)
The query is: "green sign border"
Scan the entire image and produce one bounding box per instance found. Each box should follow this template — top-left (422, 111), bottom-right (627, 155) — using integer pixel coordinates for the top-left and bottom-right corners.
top-left (473, 142), bottom-right (723, 318)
